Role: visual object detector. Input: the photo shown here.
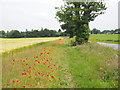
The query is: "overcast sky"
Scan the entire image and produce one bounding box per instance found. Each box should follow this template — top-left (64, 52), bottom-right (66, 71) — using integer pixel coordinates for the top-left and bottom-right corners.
top-left (0, 0), bottom-right (119, 32)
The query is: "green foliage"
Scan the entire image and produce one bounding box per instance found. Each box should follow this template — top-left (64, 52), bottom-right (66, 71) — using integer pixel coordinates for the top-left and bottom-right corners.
top-left (70, 36), bottom-right (76, 46)
top-left (0, 30), bottom-right (5, 38)
top-left (0, 28), bottom-right (68, 38)
top-left (7, 30), bottom-right (21, 38)
top-left (55, 0), bottom-right (107, 45)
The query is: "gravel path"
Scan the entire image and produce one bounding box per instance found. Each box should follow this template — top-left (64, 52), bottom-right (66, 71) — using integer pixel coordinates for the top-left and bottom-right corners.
top-left (97, 42), bottom-right (120, 51)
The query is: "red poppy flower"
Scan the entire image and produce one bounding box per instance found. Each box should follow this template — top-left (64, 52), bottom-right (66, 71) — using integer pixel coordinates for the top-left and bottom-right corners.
top-left (36, 56), bottom-right (38, 58)
top-left (51, 76), bottom-right (54, 79)
top-left (25, 56), bottom-right (26, 57)
top-left (52, 70), bottom-right (54, 72)
top-left (23, 86), bottom-right (25, 88)
top-left (47, 75), bottom-right (49, 77)
top-left (31, 85), bottom-right (32, 86)
top-left (26, 58), bottom-right (27, 60)
top-left (12, 80), bottom-right (15, 83)
top-left (49, 80), bottom-right (51, 82)
top-left (35, 74), bottom-right (38, 76)
top-left (28, 71), bottom-right (31, 74)
top-left (43, 63), bottom-right (45, 65)
top-left (29, 76), bottom-right (31, 78)
top-left (23, 60), bottom-right (25, 62)
top-left (40, 53), bottom-right (43, 56)
top-left (46, 59), bottom-right (48, 61)
top-left (51, 68), bottom-right (52, 69)
top-left (34, 64), bottom-right (35, 65)
top-left (35, 78), bottom-right (36, 80)
top-left (35, 60), bottom-right (37, 61)
top-left (54, 64), bottom-right (56, 66)
top-left (12, 63), bottom-right (14, 65)
top-left (24, 73), bottom-right (27, 75)
top-left (22, 73), bottom-right (24, 75)
top-left (29, 66), bottom-right (31, 69)
top-left (48, 66), bottom-right (50, 68)
top-left (38, 61), bottom-right (40, 63)
top-left (20, 60), bottom-right (22, 61)
top-left (26, 64), bottom-right (28, 65)
top-left (38, 72), bottom-right (40, 75)
top-left (42, 75), bottom-right (43, 76)
top-left (13, 60), bottom-right (15, 61)
top-left (33, 68), bottom-right (35, 70)
top-left (44, 85), bottom-right (46, 88)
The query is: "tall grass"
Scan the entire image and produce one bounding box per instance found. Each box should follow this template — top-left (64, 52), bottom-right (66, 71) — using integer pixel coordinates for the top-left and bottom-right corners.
top-left (66, 41), bottom-right (118, 88)
top-left (2, 38), bottom-right (118, 88)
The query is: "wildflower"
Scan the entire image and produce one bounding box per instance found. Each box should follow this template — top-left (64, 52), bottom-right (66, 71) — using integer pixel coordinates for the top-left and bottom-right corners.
top-left (17, 80), bottom-right (20, 83)
top-left (47, 53), bottom-right (50, 54)
top-left (52, 70), bottom-right (54, 72)
top-left (51, 76), bottom-right (54, 79)
top-left (44, 85), bottom-right (46, 88)
top-left (36, 56), bottom-right (38, 58)
top-left (26, 64), bottom-right (28, 65)
top-left (12, 80), bottom-right (15, 83)
top-left (47, 75), bottom-right (49, 77)
top-left (54, 64), bottom-right (56, 66)
top-left (29, 76), bottom-right (31, 78)
top-left (13, 60), bottom-right (15, 61)
top-left (33, 68), bottom-right (36, 70)
top-left (23, 86), bottom-right (25, 88)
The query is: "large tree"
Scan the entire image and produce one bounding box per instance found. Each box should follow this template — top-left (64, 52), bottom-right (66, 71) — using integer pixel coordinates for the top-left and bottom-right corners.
top-left (55, 0), bottom-right (107, 44)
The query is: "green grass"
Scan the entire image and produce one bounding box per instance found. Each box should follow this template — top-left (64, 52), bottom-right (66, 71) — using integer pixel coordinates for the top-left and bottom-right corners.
top-left (89, 34), bottom-right (119, 44)
top-left (66, 41), bottom-right (118, 88)
top-left (2, 38), bottom-right (118, 88)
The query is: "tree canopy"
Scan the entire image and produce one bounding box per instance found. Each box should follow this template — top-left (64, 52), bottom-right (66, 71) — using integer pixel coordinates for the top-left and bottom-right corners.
top-left (55, 0), bottom-right (107, 44)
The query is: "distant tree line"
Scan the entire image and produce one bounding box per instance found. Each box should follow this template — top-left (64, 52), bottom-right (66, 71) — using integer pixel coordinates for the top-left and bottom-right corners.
top-left (90, 28), bottom-right (120, 34)
top-left (0, 28), bottom-right (67, 38)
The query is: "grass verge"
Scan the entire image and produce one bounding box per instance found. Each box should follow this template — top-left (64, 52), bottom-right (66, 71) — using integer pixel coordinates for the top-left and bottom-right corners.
top-left (2, 38), bottom-right (118, 88)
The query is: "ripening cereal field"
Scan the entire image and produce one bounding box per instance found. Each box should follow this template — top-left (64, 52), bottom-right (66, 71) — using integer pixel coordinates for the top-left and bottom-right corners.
top-left (1, 38), bottom-right (118, 88)
top-left (0, 37), bottom-right (61, 53)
